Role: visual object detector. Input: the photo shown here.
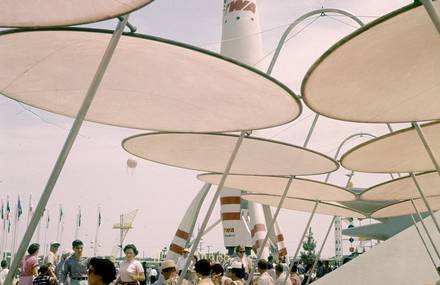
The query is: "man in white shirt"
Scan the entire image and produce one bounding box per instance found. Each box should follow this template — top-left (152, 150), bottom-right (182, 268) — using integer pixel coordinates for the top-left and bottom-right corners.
top-left (255, 260), bottom-right (273, 285)
top-left (150, 266), bottom-right (158, 284)
top-left (229, 246), bottom-right (252, 278)
top-left (44, 241), bottom-right (61, 272)
top-left (274, 264), bottom-right (291, 285)
top-left (0, 260), bottom-right (9, 285)
top-left (176, 249), bottom-right (190, 275)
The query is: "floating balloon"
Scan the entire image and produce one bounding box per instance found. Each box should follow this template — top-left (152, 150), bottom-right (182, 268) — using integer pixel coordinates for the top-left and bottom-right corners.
top-left (127, 158), bottom-right (138, 169)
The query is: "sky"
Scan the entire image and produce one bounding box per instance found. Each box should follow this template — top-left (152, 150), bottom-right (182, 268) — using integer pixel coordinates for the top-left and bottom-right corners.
top-left (0, 0), bottom-right (414, 259)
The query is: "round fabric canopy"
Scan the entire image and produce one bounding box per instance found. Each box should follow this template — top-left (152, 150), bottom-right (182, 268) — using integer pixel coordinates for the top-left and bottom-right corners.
top-left (0, 28), bottom-right (300, 132)
top-left (0, 0), bottom-right (153, 28)
top-left (302, 2), bottom-right (440, 123)
top-left (122, 133), bottom-right (339, 176)
top-left (242, 194), bottom-right (365, 218)
top-left (372, 196), bottom-right (440, 218)
top-left (341, 121), bottom-right (440, 173)
top-left (361, 171), bottom-right (440, 201)
top-left (197, 173), bottom-right (355, 201)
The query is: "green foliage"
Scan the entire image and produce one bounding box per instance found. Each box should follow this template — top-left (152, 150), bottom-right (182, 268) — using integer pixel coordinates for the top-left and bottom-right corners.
top-left (300, 227), bottom-right (317, 266)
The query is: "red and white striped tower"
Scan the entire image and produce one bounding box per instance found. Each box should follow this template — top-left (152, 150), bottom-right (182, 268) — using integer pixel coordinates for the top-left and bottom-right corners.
top-left (166, 184), bottom-right (211, 261)
top-left (221, 0), bottom-right (287, 259)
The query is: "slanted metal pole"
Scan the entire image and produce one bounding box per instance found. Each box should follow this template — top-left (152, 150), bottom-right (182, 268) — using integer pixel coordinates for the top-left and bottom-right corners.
top-left (410, 173), bottom-right (440, 234)
top-left (420, 0), bottom-right (440, 34)
top-left (4, 15), bottom-right (129, 285)
top-left (177, 131), bottom-right (246, 285)
top-left (246, 177), bottom-right (294, 285)
top-left (411, 214), bottom-right (438, 269)
top-left (411, 199), bottom-right (440, 262)
top-left (305, 216), bottom-right (336, 285)
top-left (303, 114), bottom-right (319, 148)
top-left (282, 201), bottom-right (319, 285)
top-left (413, 122), bottom-right (440, 175)
top-left (117, 16), bottom-right (137, 33)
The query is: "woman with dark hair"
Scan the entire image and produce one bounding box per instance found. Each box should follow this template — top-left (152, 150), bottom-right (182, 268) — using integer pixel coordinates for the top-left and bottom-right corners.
top-left (289, 264), bottom-right (300, 285)
top-left (194, 259), bottom-right (214, 285)
top-left (115, 244), bottom-right (145, 285)
top-left (211, 263), bottom-right (232, 285)
top-left (18, 243), bottom-right (40, 285)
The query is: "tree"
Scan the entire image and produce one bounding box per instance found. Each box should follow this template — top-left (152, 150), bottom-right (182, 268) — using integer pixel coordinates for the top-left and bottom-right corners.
top-left (300, 227), bottom-right (317, 266)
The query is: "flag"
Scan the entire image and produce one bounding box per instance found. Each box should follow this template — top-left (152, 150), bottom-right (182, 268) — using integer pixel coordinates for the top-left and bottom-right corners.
top-left (17, 195), bottom-right (23, 221)
top-left (78, 207), bottom-right (81, 227)
top-left (98, 209), bottom-right (101, 227)
top-left (59, 206), bottom-right (63, 223)
top-left (6, 198), bottom-right (10, 220)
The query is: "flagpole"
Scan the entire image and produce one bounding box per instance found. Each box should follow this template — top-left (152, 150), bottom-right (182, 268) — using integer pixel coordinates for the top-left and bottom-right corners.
top-left (0, 219), bottom-right (4, 260)
top-left (60, 207), bottom-right (64, 246)
top-left (0, 199), bottom-right (4, 259)
top-left (44, 210), bottom-right (49, 256)
top-left (75, 206), bottom-right (81, 240)
top-left (56, 205), bottom-right (61, 242)
top-left (27, 194), bottom-right (33, 226)
top-left (4, 196), bottom-right (10, 260)
top-left (36, 212), bottom-right (42, 245)
top-left (11, 196), bottom-right (21, 264)
top-left (94, 206), bottom-right (101, 257)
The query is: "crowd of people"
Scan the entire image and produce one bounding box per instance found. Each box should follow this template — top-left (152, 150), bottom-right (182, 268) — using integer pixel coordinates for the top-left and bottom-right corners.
top-left (0, 243), bottom-right (333, 285)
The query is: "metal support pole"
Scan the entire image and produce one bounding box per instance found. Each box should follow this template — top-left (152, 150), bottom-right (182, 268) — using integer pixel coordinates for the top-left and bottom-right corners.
top-left (411, 199), bottom-right (440, 262)
top-left (282, 201), bottom-right (319, 285)
top-left (118, 16), bottom-right (137, 33)
top-left (4, 15), bottom-right (129, 285)
top-left (421, 0), bottom-right (440, 34)
top-left (324, 133), bottom-right (376, 183)
top-left (246, 177), bottom-right (294, 285)
top-left (177, 131), bottom-right (246, 285)
top-left (185, 183), bottom-right (212, 249)
top-left (410, 172), bottom-right (440, 234)
top-left (303, 114), bottom-right (320, 148)
top-left (305, 216), bottom-right (336, 285)
top-left (266, 9), bottom-right (364, 76)
top-left (413, 122), bottom-right (440, 175)
top-left (411, 214), bottom-right (438, 269)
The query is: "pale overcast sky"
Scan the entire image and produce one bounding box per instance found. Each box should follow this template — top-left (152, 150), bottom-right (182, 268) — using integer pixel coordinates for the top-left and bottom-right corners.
top-left (0, 0), bottom-right (412, 258)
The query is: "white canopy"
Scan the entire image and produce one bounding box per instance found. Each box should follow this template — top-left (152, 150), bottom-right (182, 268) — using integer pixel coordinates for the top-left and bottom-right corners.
top-left (198, 173), bottom-right (355, 201)
top-left (302, 2), bottom-right (440, 123)
top-left (372, 196), bottom-right (440, 218)
top-left (361, 171), bottom-right (440, 201)
top-left (341, 121), bottom-right (440, 173)
top-left (0, 29), bottom-right (300, 132)
top-left (242, 194), bottom-right (365, 218)
top-left (0, 0), bottom-right (153, 28)
top-left (122, 133), bottom-right (338, 176)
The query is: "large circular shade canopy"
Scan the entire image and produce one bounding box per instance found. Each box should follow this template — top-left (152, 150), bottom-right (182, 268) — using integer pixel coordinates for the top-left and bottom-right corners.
top-left (302, 2), bottom-right (440, 123)
top-left (242, 194), bottom-right (365, 218)
top-left (0, 0), bottom-right (153, 28)
top-left (372, 196), bottom-right (440, 218)
top-left (122, 133), bottom-right (338, 176)
top-left (198, 173), bottom-right (355, 201)
top-left (361, 171), bottom-right (440, 201)
top-left (0, 28), bottom-right (300, 132)
top-left (341, 122), bottom-right (440, 173)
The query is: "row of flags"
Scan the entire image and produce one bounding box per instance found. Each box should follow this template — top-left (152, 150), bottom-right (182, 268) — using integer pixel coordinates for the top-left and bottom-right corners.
top-left (0, 196), bottom-right (102, 232)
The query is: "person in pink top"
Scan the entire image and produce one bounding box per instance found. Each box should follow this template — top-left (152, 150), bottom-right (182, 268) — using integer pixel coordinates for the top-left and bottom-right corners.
top-left (19, 243), bottom-right (40, 285)
top-left (115, 244), bottom-right (145, 285)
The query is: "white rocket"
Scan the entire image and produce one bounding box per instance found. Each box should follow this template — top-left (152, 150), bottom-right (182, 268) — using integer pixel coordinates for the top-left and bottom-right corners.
top-left (166, 184), bottom-right (211, 261)
top-left (220, 0), bottom-right (287, 259)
